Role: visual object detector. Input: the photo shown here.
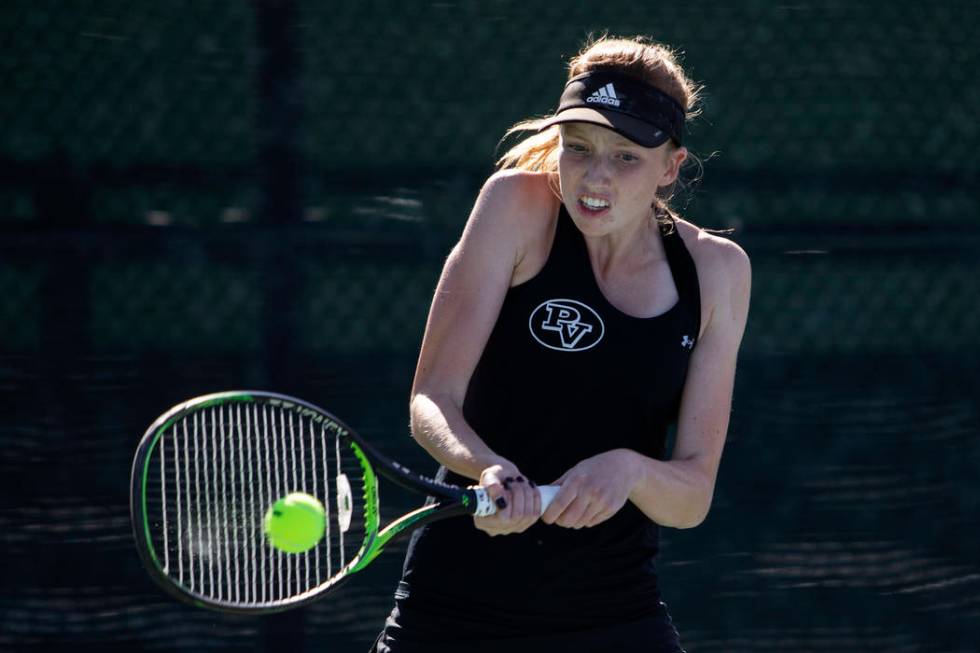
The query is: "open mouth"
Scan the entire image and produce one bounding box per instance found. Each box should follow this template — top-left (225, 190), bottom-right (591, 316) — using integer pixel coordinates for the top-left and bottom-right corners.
top-left (578, 195), bottom-right (611, 216)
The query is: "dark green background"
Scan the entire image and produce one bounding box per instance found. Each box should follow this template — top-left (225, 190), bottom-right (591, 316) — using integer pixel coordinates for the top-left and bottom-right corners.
top-left (1, 1), bottom-right (978, 651)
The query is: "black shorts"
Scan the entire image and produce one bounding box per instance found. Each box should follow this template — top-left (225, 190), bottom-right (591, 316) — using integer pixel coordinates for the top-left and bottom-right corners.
top-left (369, 612), bottom-right (686, 653)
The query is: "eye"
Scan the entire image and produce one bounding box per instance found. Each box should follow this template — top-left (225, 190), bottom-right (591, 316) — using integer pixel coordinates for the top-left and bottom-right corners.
top-left (617, 152), bottom-right (639, 163)
top-left (565, 142), bottom-right (589, 154)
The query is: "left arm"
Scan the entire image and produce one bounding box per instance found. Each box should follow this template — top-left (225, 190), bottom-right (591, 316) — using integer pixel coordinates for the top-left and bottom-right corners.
top-left (542, 240), bottom-right (751, 530)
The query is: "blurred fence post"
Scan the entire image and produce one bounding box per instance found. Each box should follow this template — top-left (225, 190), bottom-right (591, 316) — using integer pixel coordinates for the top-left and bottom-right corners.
top-left (254, 0), bottom-right (308, 649)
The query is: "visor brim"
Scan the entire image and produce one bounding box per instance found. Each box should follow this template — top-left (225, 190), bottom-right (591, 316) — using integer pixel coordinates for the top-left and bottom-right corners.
top-left (536, 108), bottom-right (672, 148)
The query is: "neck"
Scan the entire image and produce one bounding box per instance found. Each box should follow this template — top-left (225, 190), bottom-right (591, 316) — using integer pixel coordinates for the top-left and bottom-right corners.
top-left (583, 210), bottom-right (666, 275)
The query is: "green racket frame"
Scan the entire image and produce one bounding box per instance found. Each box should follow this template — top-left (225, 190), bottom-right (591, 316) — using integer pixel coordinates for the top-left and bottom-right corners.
top-left (131, 391), bottom-right (486, 614)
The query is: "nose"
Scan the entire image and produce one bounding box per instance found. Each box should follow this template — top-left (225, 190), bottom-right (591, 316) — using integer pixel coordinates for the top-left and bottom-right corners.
top-left (583, 156), bottom-right (612, 186)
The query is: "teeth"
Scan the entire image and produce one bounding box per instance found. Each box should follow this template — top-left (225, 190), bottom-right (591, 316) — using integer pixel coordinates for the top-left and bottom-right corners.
top-left (581, 196), bottom-right (610, 209)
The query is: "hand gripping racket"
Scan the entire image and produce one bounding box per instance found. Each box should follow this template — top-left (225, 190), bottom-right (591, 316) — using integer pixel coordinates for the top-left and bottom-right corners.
top-left (130, 391), bottom-right (558, 614)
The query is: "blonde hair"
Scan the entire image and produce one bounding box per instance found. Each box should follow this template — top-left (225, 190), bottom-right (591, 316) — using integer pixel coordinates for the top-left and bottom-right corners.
top-left (495, 34), bottom-right (706, 229)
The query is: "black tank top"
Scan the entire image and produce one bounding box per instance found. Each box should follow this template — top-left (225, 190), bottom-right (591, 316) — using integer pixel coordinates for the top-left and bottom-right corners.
top-left (390, 203), bottom-right (701, 639)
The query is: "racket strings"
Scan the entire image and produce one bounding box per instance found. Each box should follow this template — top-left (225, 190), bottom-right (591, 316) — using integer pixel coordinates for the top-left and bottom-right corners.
top-left (147, 402), bottom-right (368, 608)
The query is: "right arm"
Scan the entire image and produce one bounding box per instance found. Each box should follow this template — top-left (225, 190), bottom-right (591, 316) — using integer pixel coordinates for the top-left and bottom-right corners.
top-left (410, 170), bottom-right (551, 534)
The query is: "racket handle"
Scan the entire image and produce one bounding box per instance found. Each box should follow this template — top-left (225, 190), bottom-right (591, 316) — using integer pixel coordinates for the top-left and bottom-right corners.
top-left (536, 484), bottom-right (560, 513)
top-left (471, 484), bottom-right (560, 517)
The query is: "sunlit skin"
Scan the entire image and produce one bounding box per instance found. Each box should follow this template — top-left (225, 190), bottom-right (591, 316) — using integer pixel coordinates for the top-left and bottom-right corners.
top-left (408, 121), bottom-right (750, 535)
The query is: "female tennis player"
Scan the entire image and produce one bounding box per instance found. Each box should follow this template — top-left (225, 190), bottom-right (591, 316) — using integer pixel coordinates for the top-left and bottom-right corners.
top-left (371, 34), bottom-right (750, 652)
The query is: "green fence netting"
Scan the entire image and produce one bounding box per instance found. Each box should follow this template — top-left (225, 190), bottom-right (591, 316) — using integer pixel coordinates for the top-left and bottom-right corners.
top-left (1, 1), bottom-right (978, 651)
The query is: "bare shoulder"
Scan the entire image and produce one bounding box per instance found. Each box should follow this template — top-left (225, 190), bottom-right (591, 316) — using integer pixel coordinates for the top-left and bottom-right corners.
top-left (674, 219), bottom-right (752, 334)
top-left (460, 169), bottom-right (554, 248)
top-left (475, 169), bottom-right (557, 221)
top-left (675, 219), bottom-right (750, 276)
top-left (471, 170), bottom-right (559, 284)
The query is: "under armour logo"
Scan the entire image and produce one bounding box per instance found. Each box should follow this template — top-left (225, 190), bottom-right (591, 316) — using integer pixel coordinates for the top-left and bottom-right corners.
top-left (681, 335), bottom-right (695, 349)
top-left (529, 299), bottom-right (605, 352)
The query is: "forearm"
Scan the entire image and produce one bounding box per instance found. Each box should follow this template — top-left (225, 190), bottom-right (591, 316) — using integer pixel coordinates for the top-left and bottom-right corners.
top-left (409, 392), bottom-right (510, 481)
top-left (623, 450), bottom-right (714, 529)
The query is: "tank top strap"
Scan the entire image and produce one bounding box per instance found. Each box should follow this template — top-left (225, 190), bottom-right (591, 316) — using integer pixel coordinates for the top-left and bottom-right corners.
top-left (554, 201), bottom-right (581, 249)
top-left (659, 216), bottom-right (702, 335)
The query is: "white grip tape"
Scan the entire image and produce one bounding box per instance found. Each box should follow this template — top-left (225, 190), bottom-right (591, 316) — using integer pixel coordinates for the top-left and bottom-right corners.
top-left (470, 484), bottom-right (560, 517)
top-left (536, 485), bottom-right (559, 513)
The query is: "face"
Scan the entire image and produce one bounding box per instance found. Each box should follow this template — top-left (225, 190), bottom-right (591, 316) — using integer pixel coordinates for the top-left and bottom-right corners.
top-left (557, 122), bottom-right (687, 237)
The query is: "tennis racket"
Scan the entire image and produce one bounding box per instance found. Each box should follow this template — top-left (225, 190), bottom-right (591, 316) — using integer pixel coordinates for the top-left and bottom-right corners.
top-left (130, 390), bottom-right (558, 614)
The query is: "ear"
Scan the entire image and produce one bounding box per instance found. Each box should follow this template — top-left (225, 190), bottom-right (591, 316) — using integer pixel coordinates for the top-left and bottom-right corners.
top-left (659, 146), bottom-right (688, 186)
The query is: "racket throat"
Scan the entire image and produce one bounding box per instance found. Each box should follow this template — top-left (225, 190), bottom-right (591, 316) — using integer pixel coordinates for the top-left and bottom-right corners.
top-left (335, 473), bottom-right (354, 533)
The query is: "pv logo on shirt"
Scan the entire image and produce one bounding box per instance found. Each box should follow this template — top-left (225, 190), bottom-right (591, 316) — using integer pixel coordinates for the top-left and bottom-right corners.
top-left (529, 299), bottom-right (605, 352)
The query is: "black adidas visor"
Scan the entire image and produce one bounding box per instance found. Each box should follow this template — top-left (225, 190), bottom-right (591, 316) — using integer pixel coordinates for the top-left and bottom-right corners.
top-left (536, 71), bottom-right (685, 148)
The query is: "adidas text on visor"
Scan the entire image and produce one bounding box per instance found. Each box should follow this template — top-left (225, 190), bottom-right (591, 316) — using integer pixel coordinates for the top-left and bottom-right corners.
top-left (536, 71), bottom-right (685, 148)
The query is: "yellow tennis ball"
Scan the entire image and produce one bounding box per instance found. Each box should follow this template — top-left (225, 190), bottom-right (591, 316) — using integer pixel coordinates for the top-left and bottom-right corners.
top-left (264, 492), bottom-right (326, 553)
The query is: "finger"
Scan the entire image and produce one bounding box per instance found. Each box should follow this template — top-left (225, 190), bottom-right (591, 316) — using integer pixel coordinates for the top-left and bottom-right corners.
top-left (529, 482), bottom-right (542, 521)
top-left (475, 503), bottom-right (513, 534)
top-left (473, 514), bottom-right (506, 536)
top-left (506, 479), bottom-right (527, 522)
top-left (556, 496), bottom-right (591, 529)
top-left (473, 515), bottom-right (494, 535)
top-left (513, 479), bottom-right (539, 531)
top-left (584, 507), bottom-right (613, 528)
top-left (485, 482), bottom-right (510, 519)
top-left (579, 501), bottom-right (607, 528)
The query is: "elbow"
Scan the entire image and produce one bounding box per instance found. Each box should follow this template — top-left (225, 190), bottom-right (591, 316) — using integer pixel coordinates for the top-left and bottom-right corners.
top-left (676, 485), bottom-right (715, 529)
top-left (408, 390), bottom-right (423, 420)
top-left (671, 459), bottom-right (718, 529)
top-left (408, 392), bottom-right (429, 443)
top-left (676, 507), bottom-right (709, 530)
top-left (408, 390), bottom-right (453, 450)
